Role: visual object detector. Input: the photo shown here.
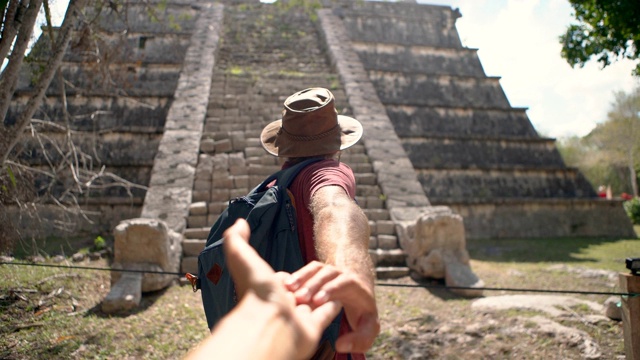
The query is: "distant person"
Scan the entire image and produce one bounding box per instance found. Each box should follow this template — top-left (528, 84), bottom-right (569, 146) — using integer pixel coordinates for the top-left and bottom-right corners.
top-left (598, 185), bottom-right (607, 198)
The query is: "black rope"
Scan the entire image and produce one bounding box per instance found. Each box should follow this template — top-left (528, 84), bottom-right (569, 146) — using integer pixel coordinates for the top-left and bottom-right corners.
top-left (2, 261), bottom-right (638, 297)
top-left (375, 282), bottom-right (639, 297)
top-left (0, 261), bottom-right (184, 276)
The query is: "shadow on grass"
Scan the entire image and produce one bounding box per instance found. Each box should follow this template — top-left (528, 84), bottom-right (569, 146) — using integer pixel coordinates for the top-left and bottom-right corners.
top-left (84, 286), bottom-right (171, 319)
top-left (9, 235), bottom-right (110, 259)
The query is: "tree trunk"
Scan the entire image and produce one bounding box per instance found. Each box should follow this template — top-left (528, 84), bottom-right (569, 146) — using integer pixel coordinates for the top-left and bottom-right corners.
top-left (0, 0), bottom-right (23, 64)
top-left (630, 151), bottom-right (639, 198)
top-left (0, 0), bottom-right (87, 168)
top-left (0, 0), bottom-right (42, 125)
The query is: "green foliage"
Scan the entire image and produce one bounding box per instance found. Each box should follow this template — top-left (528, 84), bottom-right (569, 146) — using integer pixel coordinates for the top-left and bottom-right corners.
top-left (93, 235), bottom-right (106, 251)
top-left (276, 0), bottom-right (323, 22)
top-left (1, 166), bottom-right (15, 196)
top-left (559, 86), bottom-right (640, 196)
top-left (624, 198), bottom-right (640, 224)
top-left (560, 0), bottom-right (640, 76)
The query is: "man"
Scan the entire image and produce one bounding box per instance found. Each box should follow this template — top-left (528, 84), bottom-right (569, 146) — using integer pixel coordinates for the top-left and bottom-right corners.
top-left (260, 88), bottom-right (380, 359)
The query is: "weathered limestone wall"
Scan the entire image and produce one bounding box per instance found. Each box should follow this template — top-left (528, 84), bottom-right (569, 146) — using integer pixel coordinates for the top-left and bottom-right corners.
top-left (7, 201), bottom-right (142, 239)
top-left (418, 168), bottom-right (596, 201)
top-left (351, 43), bottom-right (485, 77)
top-left (369, 71), bottom-right (510, 108)
top-left (5, 0), bottom-right (210, 238)
top-left (387, 105), bottom-right (537, 138)
top-left (338, 2), bottom-right (462, 47)
top-left (327, 1), bottom-right (635, 239)
top-left (403, 138), bottom-right (565, 169)
top-left (6, 96), bottom-right (171, 132)
top-left (449, 199), bottom-right (633, 239)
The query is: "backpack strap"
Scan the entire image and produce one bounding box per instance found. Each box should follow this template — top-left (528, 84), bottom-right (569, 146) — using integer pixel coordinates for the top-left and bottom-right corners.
top-left (254, 158), bottom-right (324, 192)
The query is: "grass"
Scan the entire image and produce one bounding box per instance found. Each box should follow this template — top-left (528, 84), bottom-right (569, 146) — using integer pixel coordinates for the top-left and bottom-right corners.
top-left (0, 259), bottom-right (207, 359)
top-left (467, 235), bottom-right (639, 272)
top-left (1, 230), bottom-right (638, 359)
top-left (9, 235), bottom-right (100, 259)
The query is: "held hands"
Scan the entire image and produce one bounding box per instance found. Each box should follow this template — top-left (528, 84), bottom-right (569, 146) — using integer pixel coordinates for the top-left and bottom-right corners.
top-left (201, 218), bottom-right (379, 360)
top-left (284, 261), bottom-right (380, 354)
top-left (222, 219), bottom-right (342, 360)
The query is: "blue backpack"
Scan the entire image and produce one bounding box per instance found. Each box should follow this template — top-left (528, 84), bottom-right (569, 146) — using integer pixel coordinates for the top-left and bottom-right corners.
top-left (192, 158), bottom-right (341, 347)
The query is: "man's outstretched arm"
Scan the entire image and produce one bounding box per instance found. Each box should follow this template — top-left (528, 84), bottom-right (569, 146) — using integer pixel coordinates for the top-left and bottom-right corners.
top-left (184, 219), bottom-right (342, 360)
top-left (288, 185), bottom-right (379, 354)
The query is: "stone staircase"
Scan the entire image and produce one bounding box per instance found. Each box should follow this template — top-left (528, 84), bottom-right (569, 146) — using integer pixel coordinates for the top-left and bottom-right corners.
top-left (180, 1), bottom-right (407, 278)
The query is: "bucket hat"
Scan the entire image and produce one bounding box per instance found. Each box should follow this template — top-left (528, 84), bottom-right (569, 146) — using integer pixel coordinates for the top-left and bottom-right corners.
top-left (260, 88), bottom-right (363, 157)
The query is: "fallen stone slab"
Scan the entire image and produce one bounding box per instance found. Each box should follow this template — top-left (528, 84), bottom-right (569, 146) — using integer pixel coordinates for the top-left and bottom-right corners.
top-left (101, 272), bottom-right (143, 314)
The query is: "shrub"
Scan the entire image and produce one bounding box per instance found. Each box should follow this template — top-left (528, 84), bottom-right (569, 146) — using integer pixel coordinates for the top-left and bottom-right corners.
top-left (623, 198), bottom-right (640, 224)
top-left (93, 236), bottom-right (106, 251)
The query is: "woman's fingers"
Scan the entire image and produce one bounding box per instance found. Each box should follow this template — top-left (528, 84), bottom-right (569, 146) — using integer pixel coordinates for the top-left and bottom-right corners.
top-left (285, 261), bottom-right (343, 304)
top-left (223, 219), bottom-right (275, 298)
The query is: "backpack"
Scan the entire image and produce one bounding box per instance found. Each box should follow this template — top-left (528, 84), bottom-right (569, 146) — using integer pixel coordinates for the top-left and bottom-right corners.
top-left (190, 158), bottom-right (341, 348)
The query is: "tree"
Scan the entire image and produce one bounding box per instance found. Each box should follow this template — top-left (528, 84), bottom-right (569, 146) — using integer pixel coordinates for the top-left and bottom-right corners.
top-left (560, 0), bottom-right (640, 76)
top-left (587, 87), bottom-right (640, 197)
top-left (1, 0), bottom-right (157, 249)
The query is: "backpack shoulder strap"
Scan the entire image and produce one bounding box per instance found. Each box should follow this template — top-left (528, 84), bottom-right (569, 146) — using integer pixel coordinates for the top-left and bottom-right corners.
top-left (254, 158), bottom-right (324, 192)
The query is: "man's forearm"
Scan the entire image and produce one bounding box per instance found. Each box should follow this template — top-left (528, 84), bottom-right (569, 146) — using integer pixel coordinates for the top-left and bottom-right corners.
top-left (311, 186), bottom-right (374, 284)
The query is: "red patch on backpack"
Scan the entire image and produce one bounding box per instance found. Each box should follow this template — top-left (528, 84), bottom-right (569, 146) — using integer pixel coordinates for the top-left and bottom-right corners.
top-left (207, 264), bottom-right (223, 285)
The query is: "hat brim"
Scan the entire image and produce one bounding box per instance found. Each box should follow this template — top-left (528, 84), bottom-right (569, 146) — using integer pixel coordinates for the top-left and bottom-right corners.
top-left (261, 115), bottom-right (363, 157)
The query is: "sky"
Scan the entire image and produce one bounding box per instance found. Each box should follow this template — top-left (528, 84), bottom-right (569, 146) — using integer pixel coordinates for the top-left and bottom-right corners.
top-left (417, 0), bottom-right (639, 139)
top-left (41, 0), bottom-right (640, 139)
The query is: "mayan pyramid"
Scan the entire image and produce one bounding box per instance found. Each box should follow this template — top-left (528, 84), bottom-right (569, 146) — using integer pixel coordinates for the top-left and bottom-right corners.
top-left (6, 0), bottom-right (635, 274)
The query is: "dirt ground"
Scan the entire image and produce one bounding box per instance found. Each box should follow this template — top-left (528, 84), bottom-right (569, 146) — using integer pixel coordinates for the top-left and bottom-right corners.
top-left (370, 270), bottom-right (624, 360)
top-left (1, 252), bottom-right (629, 360)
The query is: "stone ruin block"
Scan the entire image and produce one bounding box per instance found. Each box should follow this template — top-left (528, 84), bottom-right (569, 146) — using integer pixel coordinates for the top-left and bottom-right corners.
top-left (112, 218), bottom-right (182, 291)
top-left (102, 218), bottom-right (183, 313)
top-left (392, 206), bottom-right (484, 297)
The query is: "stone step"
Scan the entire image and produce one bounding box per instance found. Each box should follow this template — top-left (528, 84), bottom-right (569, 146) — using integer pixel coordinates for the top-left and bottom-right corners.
top-left (369, 248), bottom-right (406, 267)
top-left (183, 239), bottom-right (206, 257)
top-left (356, 195), bottom-right (385, 209)
top-left (363, 208), bottom-right (390, 221)
top-left (184, 227), bottom-right (210, 239)
top-left (375, 266), bottom-right (409, 279)
top-left (182, 256), bottom-right (198, 274)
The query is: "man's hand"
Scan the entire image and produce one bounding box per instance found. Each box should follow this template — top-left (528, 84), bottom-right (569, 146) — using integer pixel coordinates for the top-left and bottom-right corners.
top-left (285, 262), bottom-right (380, 354)
top-left (222, 219), bottom-right (343, 359)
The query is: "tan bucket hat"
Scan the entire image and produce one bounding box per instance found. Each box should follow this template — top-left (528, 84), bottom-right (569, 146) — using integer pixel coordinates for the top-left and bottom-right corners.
top-left (260, 88), bottom-right (363, 157)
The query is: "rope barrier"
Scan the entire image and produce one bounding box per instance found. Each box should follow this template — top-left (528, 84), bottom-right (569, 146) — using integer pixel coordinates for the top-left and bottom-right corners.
top-left (2, 261), bottom-right (638, 297)
top-left (375, 282), bottom-right (639, 297)
top-left (0, 261), bottom-right (183, 276)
